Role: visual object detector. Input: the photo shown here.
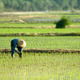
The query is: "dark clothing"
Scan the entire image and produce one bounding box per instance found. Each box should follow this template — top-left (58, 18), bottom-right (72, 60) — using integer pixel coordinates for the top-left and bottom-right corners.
top-left (11, 39), bottom-right (23, 57)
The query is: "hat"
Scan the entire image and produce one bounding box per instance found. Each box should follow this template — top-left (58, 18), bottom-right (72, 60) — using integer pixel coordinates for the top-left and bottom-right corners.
top-left (17, 39), bottom-right (26, 48)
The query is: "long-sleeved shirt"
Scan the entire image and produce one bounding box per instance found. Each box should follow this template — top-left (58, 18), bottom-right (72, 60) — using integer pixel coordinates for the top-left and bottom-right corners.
top-left (11, 39), bottom-right (23, 56)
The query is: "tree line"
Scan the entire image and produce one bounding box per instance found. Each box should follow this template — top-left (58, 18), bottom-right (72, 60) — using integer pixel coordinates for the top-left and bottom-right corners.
top-left (0, 0), bottom-right (80, 12)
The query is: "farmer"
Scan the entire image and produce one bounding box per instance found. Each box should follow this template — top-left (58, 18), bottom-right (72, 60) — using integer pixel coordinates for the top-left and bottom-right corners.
top-left (11, 39), bottom-right (26, 58)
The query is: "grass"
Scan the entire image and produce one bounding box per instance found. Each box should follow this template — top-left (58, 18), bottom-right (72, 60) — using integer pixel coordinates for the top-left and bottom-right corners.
top-left (0, 36), bottom-right (80, 50)
top-left (0, 28), bottom-right (80, 33)
top-left (0, 53), bottom-right (80, 80)
top-left (0, 12), bottom-right (80, 80)
top-left (0, 22), bottom-right (80, 27)
top-left (59, 15), bottom-right (80, 19)
top-left (71, 22), bottom-right (80, 25)
top-left (0, 12), bottom-right (80, 23)
top-left (0, 23), bottom-right (55, 27)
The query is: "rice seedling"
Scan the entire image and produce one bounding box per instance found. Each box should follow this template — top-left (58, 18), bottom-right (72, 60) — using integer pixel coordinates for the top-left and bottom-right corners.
top-left (0, 53), bottom-right (80, 80)
top-left (0, 36), bottom-right (80, 50)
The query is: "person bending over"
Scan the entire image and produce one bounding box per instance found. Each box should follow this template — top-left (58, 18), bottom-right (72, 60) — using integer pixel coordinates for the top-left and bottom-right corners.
top-left (11, 39), bottom-right (26, 58)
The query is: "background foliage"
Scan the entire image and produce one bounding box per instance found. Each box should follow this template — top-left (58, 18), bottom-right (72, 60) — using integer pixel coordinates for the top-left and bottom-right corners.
top-left (56, 17), bottom-right (70, 28)
top-left (0, 0), bottom-right (80, 12)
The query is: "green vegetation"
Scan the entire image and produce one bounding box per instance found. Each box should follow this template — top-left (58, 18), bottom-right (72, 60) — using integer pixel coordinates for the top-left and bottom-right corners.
top-left (0, 11), bottom-right (80, 80)
top-left (0, 0), bottom-right (80, 11)
top-left (0, 22), bottom-right (80, 28)
top-left (0, 36), bottom-right (80, 50)
top-left (0, 28), bottom-right (80, 34)
top-left (0, 12), bottom-right (79, 50)
top-left (0, 12), bottom-right (80, 24)
top-left (0, 7), bottom-right (80, 80)
top-left (56, 17), bottom-right (70, 28)
top-left (71, 22), bottom-right (80, 25)
top-left (0, 23), bottom-right (55, 27)
top-left (0, 53), bottom-right (80, 80)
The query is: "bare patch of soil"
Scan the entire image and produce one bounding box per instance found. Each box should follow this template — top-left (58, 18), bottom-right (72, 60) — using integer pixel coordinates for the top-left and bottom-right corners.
top-left (0, 33), bottom-right (80, 36)
top-left (0, 49), bottom-right (80, 53)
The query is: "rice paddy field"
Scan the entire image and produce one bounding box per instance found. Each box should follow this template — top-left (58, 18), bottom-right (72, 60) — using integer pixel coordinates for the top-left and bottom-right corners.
top-left (0, 12), bottom-right (80, 80)
top-left (0, 23), bottom-right (55, 27)
top-left (0, 53), bottom-right (80, 80)
top-left (0, 36), bottom-right (80, 50)
top-left (0, 28), bottom-right (80, 33)
top-left (0, 23), bottom-right (80, 28)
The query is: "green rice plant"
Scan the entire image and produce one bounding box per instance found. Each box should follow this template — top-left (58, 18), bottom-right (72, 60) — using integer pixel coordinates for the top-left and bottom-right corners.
top-left (0, 53), bottom-right (80, 80)
top-left (0, 36), bottom-right (80, 50)
top-left (0, 28), bottom-right (80, 34)
top-left (0, 23), bottom-right (55, 27)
